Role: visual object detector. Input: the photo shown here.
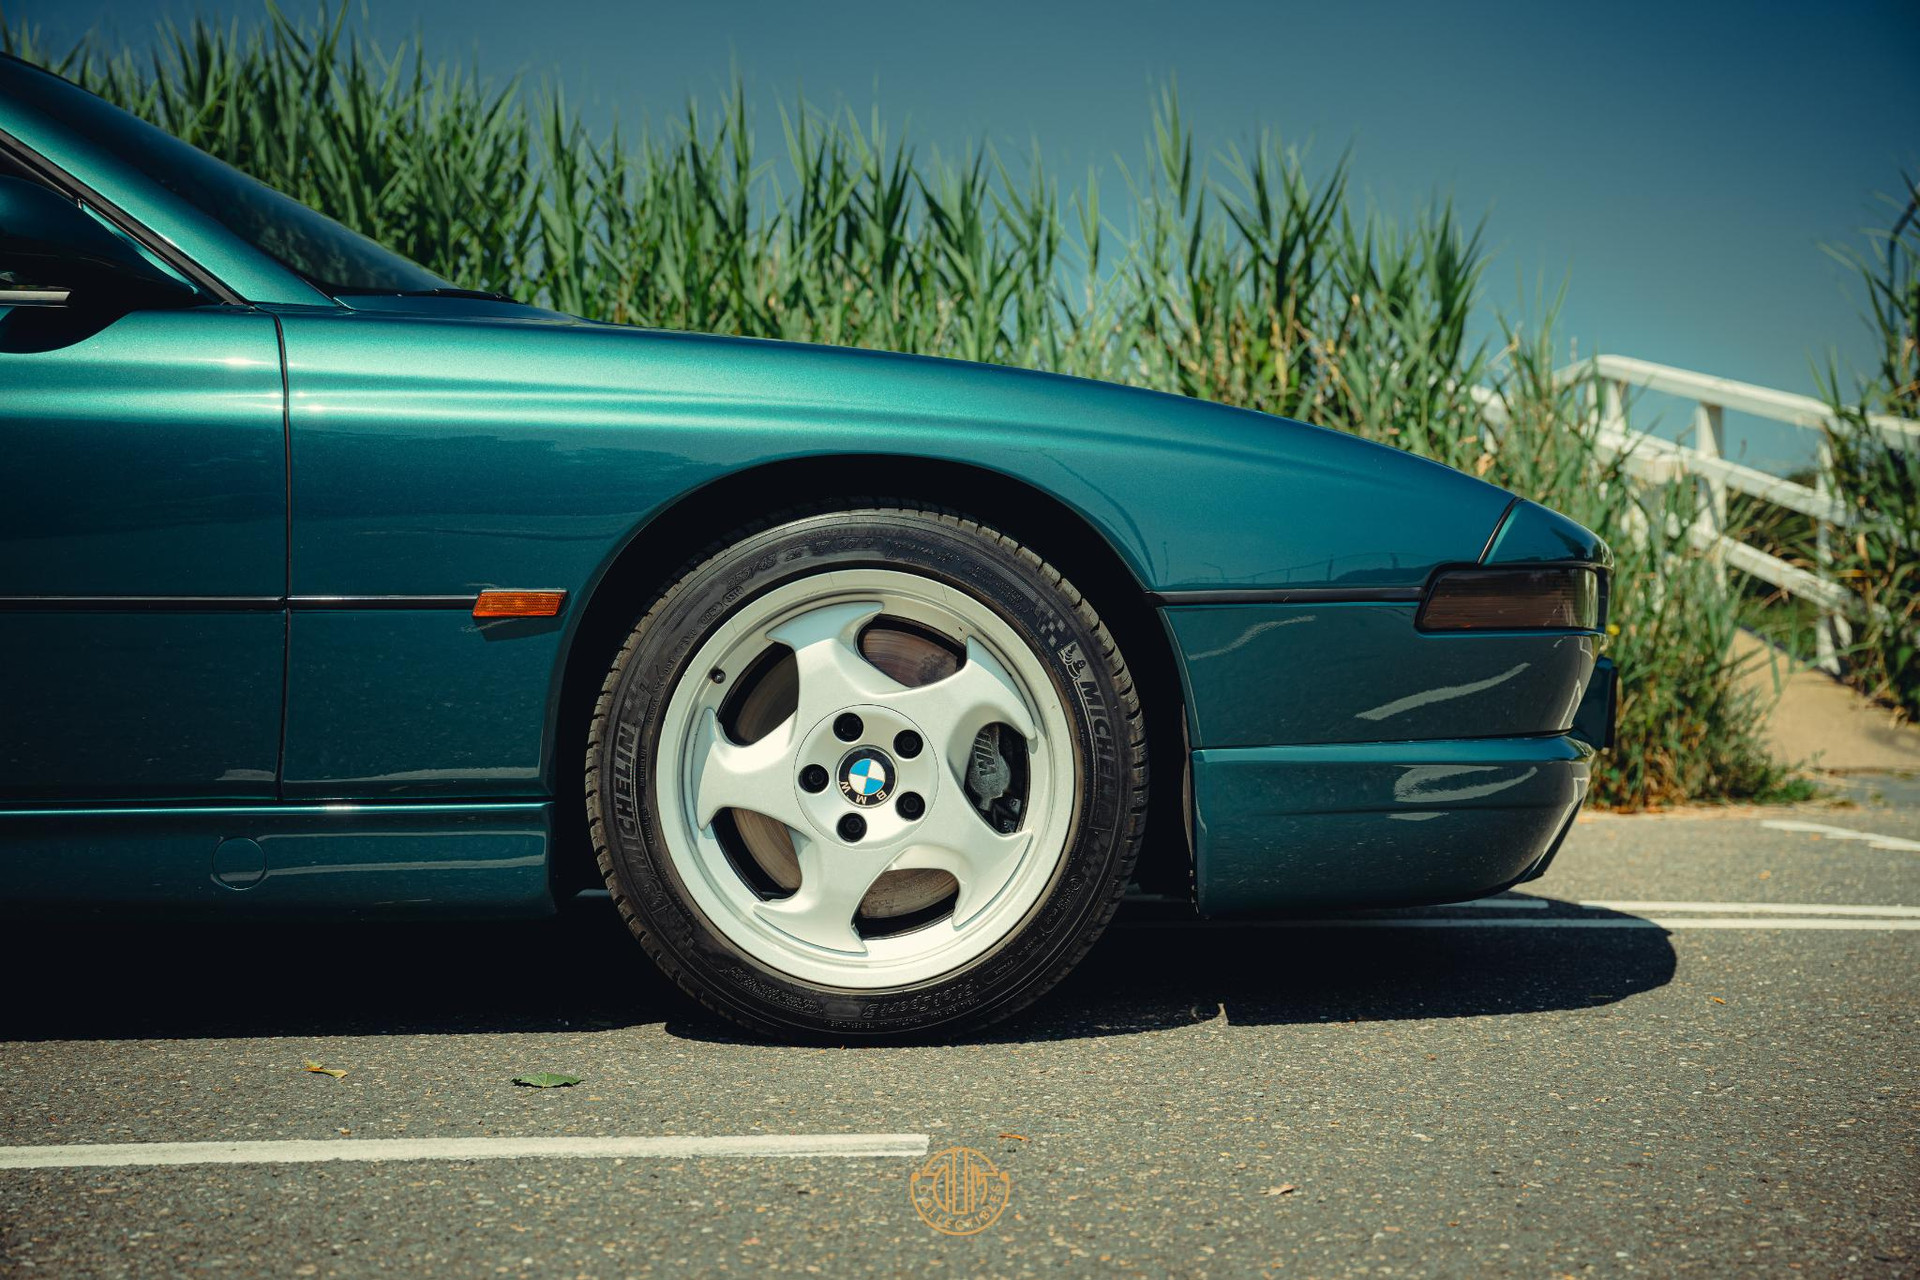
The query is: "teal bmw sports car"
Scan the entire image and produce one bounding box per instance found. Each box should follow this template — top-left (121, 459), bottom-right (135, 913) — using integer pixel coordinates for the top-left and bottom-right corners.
top-left (0, 57), bottom-right (1615, 1038)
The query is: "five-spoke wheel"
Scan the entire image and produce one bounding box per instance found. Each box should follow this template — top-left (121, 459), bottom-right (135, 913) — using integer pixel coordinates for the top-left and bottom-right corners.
top-left (588, 507), bottom-right (1146, 1039)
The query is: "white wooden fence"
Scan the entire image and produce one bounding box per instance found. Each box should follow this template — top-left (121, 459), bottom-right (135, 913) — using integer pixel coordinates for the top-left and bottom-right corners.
top-left (1482, 355), bottom-right (1920, 675)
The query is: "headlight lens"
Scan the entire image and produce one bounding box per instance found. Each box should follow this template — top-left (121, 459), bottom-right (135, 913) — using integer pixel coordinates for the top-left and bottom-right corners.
top-left (1417, 567), bottom-right (1601, 632)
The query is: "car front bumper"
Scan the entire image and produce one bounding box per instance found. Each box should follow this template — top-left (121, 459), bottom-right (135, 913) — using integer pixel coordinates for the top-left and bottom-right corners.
top-left (1190, 733), bottom-right (1592, 913)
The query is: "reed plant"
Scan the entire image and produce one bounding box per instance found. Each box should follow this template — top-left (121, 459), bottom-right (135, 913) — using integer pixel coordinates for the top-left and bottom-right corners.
top-left (1819, 177), bottom-right (1920, 719)
top-left (3, 3), bottom-right (1810, 806)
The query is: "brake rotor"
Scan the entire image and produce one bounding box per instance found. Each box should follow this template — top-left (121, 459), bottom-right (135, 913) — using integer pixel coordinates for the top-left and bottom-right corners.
top-left (726, 621), bottom-right (962, 919)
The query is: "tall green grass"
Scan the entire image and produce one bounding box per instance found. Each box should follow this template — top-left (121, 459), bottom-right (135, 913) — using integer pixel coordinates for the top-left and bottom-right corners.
top-left (1820, 177), bottom-right (1920, 719)
top-left (1729, 180), bottom-right (1918, 720)
top-left (3, 4), bottom-right (1808, 807)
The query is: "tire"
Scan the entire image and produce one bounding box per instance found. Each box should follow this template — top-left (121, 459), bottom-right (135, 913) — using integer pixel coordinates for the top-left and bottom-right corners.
top-left (585, 506), bottom-right (1147, 1040)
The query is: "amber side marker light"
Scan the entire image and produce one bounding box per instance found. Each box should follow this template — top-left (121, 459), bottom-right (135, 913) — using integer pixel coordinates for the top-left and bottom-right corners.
top-left (1417, 567), bottom-right (1600, 632)
top-left (472, 589), bottom-right (567, 619)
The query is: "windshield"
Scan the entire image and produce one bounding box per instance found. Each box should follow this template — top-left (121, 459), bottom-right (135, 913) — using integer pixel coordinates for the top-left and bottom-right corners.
top-left (1, 57), bottom-right (453, 297)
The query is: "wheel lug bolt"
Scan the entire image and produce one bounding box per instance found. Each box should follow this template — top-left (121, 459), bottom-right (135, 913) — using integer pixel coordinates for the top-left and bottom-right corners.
top-left (893, 730), bottom-right (923, 759)
top-left (837, 813), bottom-right (866, 842)
top-left (799, 764), bottom-right (828, 793)
top-left (897, 791), bottom-right (925, 820)
top-left (833, 713), bottom-right (863, 742)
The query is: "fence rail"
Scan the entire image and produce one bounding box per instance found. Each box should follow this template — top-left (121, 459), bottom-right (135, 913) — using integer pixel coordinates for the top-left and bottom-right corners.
top-left (1481, 355), bottom-right (1919, 675)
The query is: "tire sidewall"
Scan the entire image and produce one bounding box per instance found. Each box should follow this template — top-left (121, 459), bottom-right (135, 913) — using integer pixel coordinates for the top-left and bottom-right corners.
top-left (595, 510), bottom-right (1132, 1038)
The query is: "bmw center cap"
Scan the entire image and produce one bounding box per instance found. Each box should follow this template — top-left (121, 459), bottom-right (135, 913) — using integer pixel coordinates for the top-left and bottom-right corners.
top-left (838, 749), bottom-right (895, 807)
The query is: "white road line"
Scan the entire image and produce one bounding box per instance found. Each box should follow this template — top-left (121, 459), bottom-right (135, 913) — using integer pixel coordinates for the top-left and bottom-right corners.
top-left (1581, 900), bottom-right (1920, 917)
top-left (1760, 820), bottom-right (1920, 852)
top-left (1637, 917), bottom-right (1920, 930)
top-left (0, 1134), bottom-right (931, 1172)
top-left (1123, 914), bottom-right (1919, 931)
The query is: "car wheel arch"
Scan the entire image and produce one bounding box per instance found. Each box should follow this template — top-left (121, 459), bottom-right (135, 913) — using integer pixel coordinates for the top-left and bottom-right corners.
top-left (542, 453), bottom-right (1193, 902)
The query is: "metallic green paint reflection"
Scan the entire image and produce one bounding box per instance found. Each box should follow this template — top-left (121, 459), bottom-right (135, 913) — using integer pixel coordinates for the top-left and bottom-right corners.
top-left (0, 801), bottom-right (552, 915)
top-left (0, 309), bottom-right (286, 595)
top-left (1165, 603), bottom-right (1598, 749)
top-left (1191, 735), bottom-right (1591, 912)
top-left (277, 313), bottom-right (1514, 598)
top-left (1483, 499), bottom-right (1614, 568)
top-left (284, 610), bottom-right (563, 797)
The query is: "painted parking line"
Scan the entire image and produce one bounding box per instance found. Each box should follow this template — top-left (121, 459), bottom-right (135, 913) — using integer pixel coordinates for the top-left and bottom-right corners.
top-left (1581, 900), bottom-right (1920, 917)
top-left (0, 1133), bottom-right (931, 1172)
top-left (1126, 916), bottom-right (1920, 930)
top-left (1119, 901), bottom-right (1920, 931)
top-left (1759, 820), bottom-right (1920, 853)
top-left (1627, 917), bottom-right (1920, 930)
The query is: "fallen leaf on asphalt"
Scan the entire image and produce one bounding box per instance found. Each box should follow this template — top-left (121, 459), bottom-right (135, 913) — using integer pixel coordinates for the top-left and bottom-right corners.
top-left (1711, 997), bottom-right (1727, 1005)
top-left (513, 1072), bottom-right (582, 1088)
top-left (302, 1060), bottom-right (347, 1079)
top-left (997, 1132), bottom-right (1029, 1142)
top-left (1263, 1184), bottom-right (1297, 1196)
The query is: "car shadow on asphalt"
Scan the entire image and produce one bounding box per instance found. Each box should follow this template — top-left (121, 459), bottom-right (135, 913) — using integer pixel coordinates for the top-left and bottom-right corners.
top-left (988, 906), bottom-right (1680, 1042)
top-left (0, 896), bottom-right (1675, 1044)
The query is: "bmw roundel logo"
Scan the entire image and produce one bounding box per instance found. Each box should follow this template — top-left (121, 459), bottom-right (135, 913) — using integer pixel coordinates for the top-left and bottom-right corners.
top-left (837, 749), bottom-right (895, 807)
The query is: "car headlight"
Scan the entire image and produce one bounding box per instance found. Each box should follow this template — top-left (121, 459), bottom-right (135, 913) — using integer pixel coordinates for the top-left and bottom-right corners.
top-left (1417, 566), bottom-right (1602, 632)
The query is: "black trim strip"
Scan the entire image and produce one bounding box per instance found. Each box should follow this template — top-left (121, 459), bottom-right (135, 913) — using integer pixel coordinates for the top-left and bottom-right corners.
top-left (0, 596), bottom-right (282, 612)
top-left (0, 594), bottom-right (480, 612)
top-left (1147, 586), bottom-right (1425, 607)
top-left (1477, 496), bottom-right (1523, 564)
top-left (288, 595), bottom-right (479, 610)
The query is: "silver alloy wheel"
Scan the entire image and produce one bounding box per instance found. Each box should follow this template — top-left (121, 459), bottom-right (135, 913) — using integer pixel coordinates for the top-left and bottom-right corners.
top-left (655, 568), bottom-right (1078, 988)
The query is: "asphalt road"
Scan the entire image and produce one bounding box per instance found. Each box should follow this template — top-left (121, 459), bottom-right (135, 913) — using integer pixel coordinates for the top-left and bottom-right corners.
top-left (2, 784), bottom-right (1916, 1278)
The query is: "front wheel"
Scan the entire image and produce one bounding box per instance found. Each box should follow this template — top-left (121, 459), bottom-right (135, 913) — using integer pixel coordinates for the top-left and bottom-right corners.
top-left (585, 506), bottom-right (1147, 1039)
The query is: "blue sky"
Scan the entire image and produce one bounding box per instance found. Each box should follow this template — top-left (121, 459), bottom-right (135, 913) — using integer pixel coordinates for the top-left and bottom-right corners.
top-left (16, 0), bottom-right (1919, 471)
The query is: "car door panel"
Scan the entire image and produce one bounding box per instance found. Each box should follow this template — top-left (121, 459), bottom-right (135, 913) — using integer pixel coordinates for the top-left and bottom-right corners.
top-left (0, 307), bottom-right (286, 800)
top-left (0, 610), bottom-right (283, 799)
top-left (0, 310), bottom-right (285, 594)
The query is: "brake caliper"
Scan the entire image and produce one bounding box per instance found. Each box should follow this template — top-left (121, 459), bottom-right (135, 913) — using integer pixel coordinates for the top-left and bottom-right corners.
top-left (965, 724), bottom-right (1026, 834)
